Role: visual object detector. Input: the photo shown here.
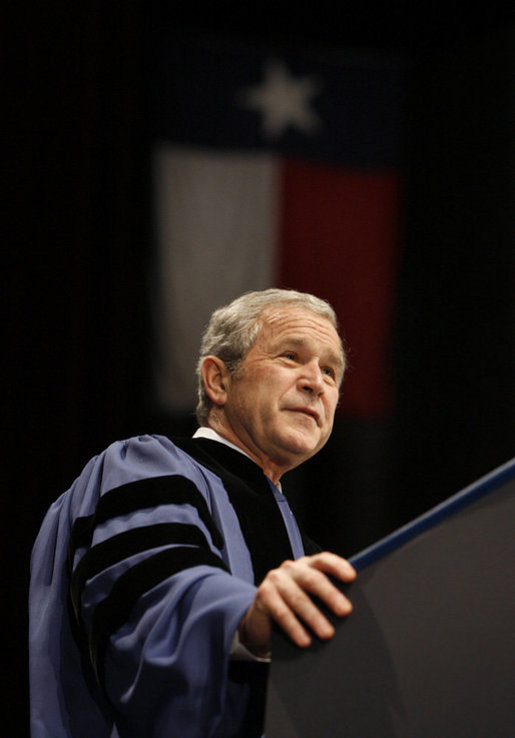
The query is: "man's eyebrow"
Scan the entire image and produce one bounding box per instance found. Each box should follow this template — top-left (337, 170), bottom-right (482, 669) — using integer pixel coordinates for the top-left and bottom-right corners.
top-left (274, 335), bottom-right (344, 370)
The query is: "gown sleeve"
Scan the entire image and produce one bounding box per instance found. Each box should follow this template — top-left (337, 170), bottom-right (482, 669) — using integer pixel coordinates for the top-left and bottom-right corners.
top-left (32, 435), bottom-right (258, 738)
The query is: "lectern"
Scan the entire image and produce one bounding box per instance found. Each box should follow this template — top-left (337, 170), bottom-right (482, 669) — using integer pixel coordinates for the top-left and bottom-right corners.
top-left (265, 458), bottom-right (515, 737)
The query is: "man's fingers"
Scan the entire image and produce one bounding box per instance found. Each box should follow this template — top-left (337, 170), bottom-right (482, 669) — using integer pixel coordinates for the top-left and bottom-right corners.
top-left (239, 552), bottom-right (357, 652)
top-left (279, 556), bottom-right (354, 618)
top-left (259, 565), bottom-right (351, 643)
top-left (239, 582), bottom-right (312, 652)
top-left (305, 551), bottom-right (357, 582)
top-left (257, 578), bottom-right (333, 647)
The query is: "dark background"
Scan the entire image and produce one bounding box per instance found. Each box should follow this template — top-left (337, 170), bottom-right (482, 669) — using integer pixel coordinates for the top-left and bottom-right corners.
top-left (6, 3), bottom-right (514, 735)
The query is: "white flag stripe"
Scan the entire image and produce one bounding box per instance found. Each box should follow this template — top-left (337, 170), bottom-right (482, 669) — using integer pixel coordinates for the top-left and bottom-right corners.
top-left (153, 144), bottom-right (280, 411)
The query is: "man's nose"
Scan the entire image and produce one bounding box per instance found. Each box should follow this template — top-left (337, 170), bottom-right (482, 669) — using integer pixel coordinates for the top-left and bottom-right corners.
top-left (299, 360), bottom-right (325, 394)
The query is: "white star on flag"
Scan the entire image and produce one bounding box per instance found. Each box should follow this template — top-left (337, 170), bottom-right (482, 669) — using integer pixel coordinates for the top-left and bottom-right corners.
top-left (237, 59), bottom-right (323, 139)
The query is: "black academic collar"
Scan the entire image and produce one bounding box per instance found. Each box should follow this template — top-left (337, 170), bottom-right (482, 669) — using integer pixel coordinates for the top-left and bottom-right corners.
top-left (173, 436), bottom-right (294, 584)
top-left (174, 436), bottom-right (276, 496)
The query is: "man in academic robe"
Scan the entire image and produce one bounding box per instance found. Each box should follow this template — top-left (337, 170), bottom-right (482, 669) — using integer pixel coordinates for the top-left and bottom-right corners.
top-left (29, 288), bottom-right (357, 737)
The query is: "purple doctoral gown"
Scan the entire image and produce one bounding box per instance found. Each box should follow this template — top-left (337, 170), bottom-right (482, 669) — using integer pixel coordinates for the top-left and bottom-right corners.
top-left (29, 434), bottom-right (316, 738)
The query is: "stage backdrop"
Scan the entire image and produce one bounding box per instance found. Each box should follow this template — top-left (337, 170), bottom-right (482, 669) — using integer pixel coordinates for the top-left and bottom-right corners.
top-left (149, 32), bottom-right (406, 554)
top-left (151, 33), bottom-right (405, 420)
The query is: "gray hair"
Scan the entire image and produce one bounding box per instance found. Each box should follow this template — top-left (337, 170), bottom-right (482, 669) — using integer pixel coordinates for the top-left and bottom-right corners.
top-left (195, 288), bottom-right (344, 425)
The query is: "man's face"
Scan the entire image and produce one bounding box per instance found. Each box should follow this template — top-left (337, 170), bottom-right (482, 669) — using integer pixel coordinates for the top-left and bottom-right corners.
top-left (221, 305), bottom-right (344, 480)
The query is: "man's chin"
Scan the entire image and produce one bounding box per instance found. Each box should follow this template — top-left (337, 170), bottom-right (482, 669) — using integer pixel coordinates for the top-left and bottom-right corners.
top-left (280, 429), bottom-right (323, 459)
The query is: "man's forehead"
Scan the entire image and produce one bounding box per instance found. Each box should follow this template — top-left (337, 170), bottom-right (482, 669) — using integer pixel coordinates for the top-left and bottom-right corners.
top-left (259, 304), bottom-right (338, 336)
top-left (258, 305), bottom-right (344, 357)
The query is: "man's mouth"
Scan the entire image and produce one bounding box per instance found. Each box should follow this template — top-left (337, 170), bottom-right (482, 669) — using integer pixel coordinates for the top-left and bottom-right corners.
top-left (290, 407), bottom-right (320, 425)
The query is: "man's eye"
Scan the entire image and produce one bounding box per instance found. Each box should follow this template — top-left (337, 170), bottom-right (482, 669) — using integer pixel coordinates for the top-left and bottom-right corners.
top-left (322, 366), bottom-right (336, 379)
top-left (283, 352), bottom-right (296, 361)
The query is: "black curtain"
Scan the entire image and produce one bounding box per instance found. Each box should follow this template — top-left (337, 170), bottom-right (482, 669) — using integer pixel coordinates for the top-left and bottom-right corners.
top-left (6, 5), bottom-right (152, 735)
top-left (275, 20), bottom-right (515, 556)
top-left (392, 29), bottom-right (515, 523)
top-left (6, 4), bottom-right (514, 735)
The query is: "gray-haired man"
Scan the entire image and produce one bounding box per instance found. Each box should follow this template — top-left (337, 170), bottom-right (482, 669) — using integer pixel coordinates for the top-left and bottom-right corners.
top-left (30, 288), bottom-right (356, 738)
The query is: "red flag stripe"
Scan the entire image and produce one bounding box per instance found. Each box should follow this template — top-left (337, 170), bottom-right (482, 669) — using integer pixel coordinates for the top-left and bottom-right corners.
top-left (277, 157), bottom-right (402, 417)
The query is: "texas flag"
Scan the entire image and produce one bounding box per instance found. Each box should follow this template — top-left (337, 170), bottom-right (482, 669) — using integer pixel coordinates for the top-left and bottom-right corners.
top-left (151, 34), bottom-right (405, 419)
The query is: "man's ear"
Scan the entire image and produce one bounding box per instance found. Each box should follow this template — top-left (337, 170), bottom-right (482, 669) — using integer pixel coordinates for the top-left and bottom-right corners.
top-left (201, 356), bottom-right (230, 406)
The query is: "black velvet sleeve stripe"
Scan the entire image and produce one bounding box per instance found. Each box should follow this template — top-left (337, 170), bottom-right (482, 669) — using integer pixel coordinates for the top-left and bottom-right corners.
top-left (69, 523), bottom-right (211, 622)
top-left (68, 475), bottom-right (224, 564)
top-left (89, 545), bottom-right (229, 691)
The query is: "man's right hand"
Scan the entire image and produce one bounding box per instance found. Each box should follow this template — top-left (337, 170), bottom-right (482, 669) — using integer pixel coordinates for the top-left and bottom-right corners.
top-left (237, 552), bottom-right (356, 657)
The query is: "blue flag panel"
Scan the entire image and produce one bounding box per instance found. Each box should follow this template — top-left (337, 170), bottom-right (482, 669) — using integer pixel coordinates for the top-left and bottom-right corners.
top-left (152, 35), bottom-right (405, 167)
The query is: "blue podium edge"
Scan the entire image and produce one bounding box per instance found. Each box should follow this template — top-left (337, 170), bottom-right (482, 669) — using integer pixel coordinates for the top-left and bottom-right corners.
top-left (350, 457), bottom-right (515, 572)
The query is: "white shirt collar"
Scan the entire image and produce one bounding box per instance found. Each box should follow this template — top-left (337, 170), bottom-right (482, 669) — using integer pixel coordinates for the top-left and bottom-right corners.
top-left (192, 426), bottom-right (282, 491)
top-left (193, 427), bottom-right (252, 459)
